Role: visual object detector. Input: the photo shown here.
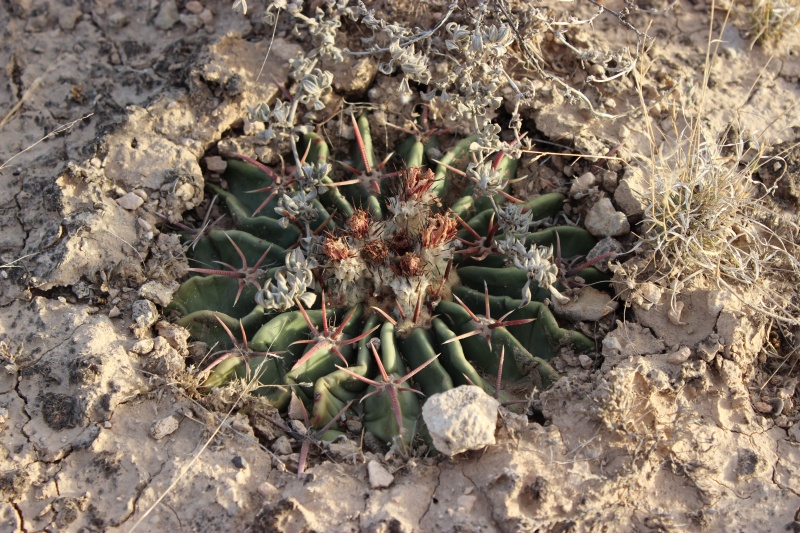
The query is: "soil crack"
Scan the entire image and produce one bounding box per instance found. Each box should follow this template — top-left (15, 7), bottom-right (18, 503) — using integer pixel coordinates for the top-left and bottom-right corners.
top-left (419, 464), bottom-right (442, 524)
top-left (9, 499), bottom-right (26, 533)
top-left (462, 470), bottom-right (504, 531)
top-left (118, 457), bottom-right (168, 527)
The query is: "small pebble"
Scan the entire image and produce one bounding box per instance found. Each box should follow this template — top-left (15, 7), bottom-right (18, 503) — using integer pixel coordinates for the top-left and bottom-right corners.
top-left (185, 0), bottom-right (203, 13)
top-left (257, 482), bottom-right (279, 498)
top-left (271, 435), bottom-right (293, 455)
top-left (155, 0), bottom-right (179, 29)
top-left (138, 280), bottom-right (177, 307)
top-left (132, 298), bottom-right (159, 322)
top-left (754, 401), bottom-right (773, 414)
top-left (108, 306), bottom-right (121, 318)
top-left (774, 415), bottom-right (791, 428)
top-left (569, 172), bottom-right (596, 199)
top-left (204, 156), bottom-right (227, 173)
top-left (131, 338), bottom-right (156, 355)
top-left (108, 12), bottom-right (128, 27)
top-left (665, 346), bottom-right (692, 365)
top-left (116, 192), bottom-right (144, 210)
top-left (578, 353), bottom-right (593, 369)
top-left (232, 455), bottom-right (248, 469)
top-left (198, 8), bottom-right (213, 25)
top-left (367, 460), bottom-right (394, 489)
top-left (602, 170), bottom-right (618, 192)
top-left (150, 415), bottom-right (180, 440)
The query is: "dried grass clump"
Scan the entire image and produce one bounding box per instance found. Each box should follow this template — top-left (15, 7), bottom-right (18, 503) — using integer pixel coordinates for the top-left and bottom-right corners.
top-left (741, 0), bottom-right (800, 45)
top-left (640, 122), bottom-right (800, 326)
top-left (642, 127), bottom-right (763, 284)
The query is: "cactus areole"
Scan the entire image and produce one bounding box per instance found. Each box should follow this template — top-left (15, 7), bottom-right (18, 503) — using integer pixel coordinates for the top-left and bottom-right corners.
top-left (169, 113), bottom-right (600, 447)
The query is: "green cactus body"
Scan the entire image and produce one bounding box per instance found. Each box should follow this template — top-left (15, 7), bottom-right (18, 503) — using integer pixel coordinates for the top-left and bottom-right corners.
top-left (169, 113), bottom-right (602, 447)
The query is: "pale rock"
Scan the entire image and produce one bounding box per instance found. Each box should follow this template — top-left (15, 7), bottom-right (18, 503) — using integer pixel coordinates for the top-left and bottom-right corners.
top-left (138, 280), bottom-right (177, 307)
top-left (108, 12), bottom-right (128, 28)
top-left (58, 7), bottom-right (82, 30)
top-left (585, 198), bottom-right (629, 237)
top-left (257, 482), bottom-right (279, 499)
top-left (614, 165), bottom-right (649, 216)
top-left (332, 57), bottom-right (379, 93)
top-left (552, 286), bottom-right (619, 322)
top-left (328, 439), bottom-right (360, 460)
top-left (198, 8), bottom-right (213, 25)
top-left (131, 299), bottom-right (159, 330)
top-left (205, 155), bottom-right (227, 173)
top-left (788, 422), bottom-right (800, 442)
top-left (578, 353), bottom-right (593, 369)
top-left (602, 170), bottom-right (618, 192)
top-left (665, 346), bottom-right (692, 365)
top-left (243, 117), bottom-right (265, 135)
top-left (150, 415), bottom-right (180, 440)
top-left (116, 192), bottom-right (145, 210)
top-left (179, 13), bottom-right (202, 31)
top-left (422, 386), bottom-right (499, 456)
top-left (131, 338), bottom-right (155, 355)
top-left (155, 321), bottom-right (191, 352)
top-left (754, 401), bottom-right (772, 414)
top-left (367, 460), bottom-right (394, 489)
top-left (634, 282), bottom-right (663, 310)
top-left (272, 435), bottom-right (293, 455)
top-left (154, 0), bottom-right (179, 30)
top-left (185, 0), bottom-right (203, 13)
top-left (144, 336), bottom-right (185, 376)
top-left (697, 335), bottom-right (722, 363)
top-left (108, 306), bottom-right (121, 318)
top-left (569, 171), bottom-right (596, 199)
top-left (174, 181), bottom-right (195, 202)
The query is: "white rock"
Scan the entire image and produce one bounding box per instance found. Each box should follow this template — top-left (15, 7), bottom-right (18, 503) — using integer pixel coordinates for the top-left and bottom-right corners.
top-left (584, 198), bottom-right (630, 237)
top-left (205, 155), bottom-right (227, 173)
top-left (131, 338), bottom-right (155, 355)
top-left (569, 171), bottom-right (597, 199)
top-left (185, 0), bottom-right (203, 13)
top-left (243, 117), bottom-right (265, 135)
top-left (154, 0), bottom-right (179, 30)
top-left (138, 280), bottom-right (177, 307)
top-left (257, 482), bottom-right (279, 498)
top-left (272, 435), bottom-right (293, 455)
top-left (422, 386), bottom-right (499, 456)
top-left (367, 460), bottom-right (394, 489)
top-left (614, 165), bottom-right (649, 216)
top-left (108, 12), bottom-right (128, 28)
top-left (665, 346), bottom-right (692, 365)
top-left (198, 8), bottom-right (213, 25)
top-left (150, 415), bottom-right (180, 440)
top-left (116, 192), bottom-right (145, 210)
top-left (578, 354), bottom-right (593, 369)
top-left (132, 299), bottom-right (159, 329)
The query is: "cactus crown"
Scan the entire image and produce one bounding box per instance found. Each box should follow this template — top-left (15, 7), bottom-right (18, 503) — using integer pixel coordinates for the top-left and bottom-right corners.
top-left (169, 109), bottom-right (605, 454)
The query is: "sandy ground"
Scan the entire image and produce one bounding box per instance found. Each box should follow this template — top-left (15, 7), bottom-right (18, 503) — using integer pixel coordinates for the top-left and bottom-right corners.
top-left (1, 0), bottom-right (800, 531)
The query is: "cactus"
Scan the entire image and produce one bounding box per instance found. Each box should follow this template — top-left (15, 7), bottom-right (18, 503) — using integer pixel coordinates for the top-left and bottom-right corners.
top-left (169, 113), bottom-right (604, 448)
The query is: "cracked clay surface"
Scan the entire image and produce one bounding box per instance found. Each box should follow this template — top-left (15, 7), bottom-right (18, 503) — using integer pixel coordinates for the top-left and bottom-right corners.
top-left (1, 0), bottom-right (800, 531)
